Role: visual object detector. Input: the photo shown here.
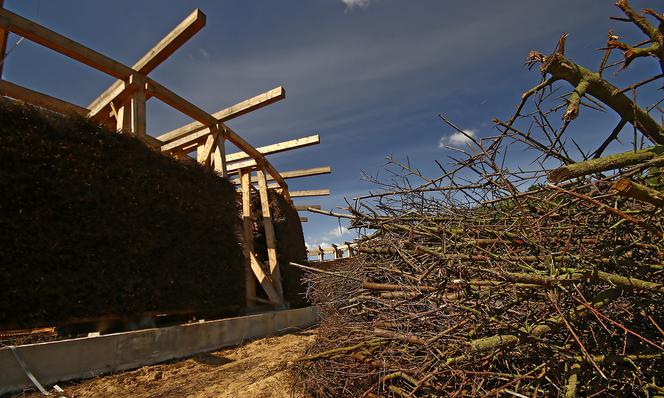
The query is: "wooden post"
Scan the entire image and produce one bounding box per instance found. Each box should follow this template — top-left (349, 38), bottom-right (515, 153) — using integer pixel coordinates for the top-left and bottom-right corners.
top-left (130, 82), bottom-right (146, 137)
top-left (115, 100), bottom-right (131, 132)
top-left (213, 136), bottom-right (227, 177)
top-left (331, 244), bottom-right (339, 260)
top-left (345, 241), bottom-right (354, 258)
top-left (241, 168), bottom-right (257, 306)
top-left (0, 0), bottom-right (8, 78)
top-left (240, 168), bottom-right (282, 306)
top-left (318, 246), bottom-right (324, 262)
top-left (256, 168), bottom-right (283, 300)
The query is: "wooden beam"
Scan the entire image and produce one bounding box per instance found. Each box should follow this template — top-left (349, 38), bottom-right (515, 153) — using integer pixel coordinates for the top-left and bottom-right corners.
top-left (0, 8), bottom-right (135, 80)
top-left (230, 166), bottom-right (331, 184)
top-left (161, 129), bottom-right (211, 152)
top-left (130, 83), bottom-right (147, 137)
top-left (198, 130), bottom-right (218, 168)
top-left (157, 86), bottom-right (285, 143)
top-left (87, 75), bottom-right (139, 120)
top-left (226, 134), bottom-right (319, 163)
top-left (213, 138), bottom-right (227, 177)
top-left (290, 189), bottom-right (330, 198)
top-left (299, 217), bottom-right (309, 223)
top-left (0, 0), bottom-right (7, 78)
top-left (0, 79), bottom-right (88, 116)
top-left (256, 169), bottom-right (283, 300)
top-left (87, 9), bottom-right (206, 119)
top-left (240, 169), bottom-right (281, 306)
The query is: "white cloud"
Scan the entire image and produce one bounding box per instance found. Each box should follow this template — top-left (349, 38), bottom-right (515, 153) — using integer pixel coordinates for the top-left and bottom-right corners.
top-left (341, 0), bottom-right (372, 10)
top-left (439, 129), bottom-right (476, 148)
top-left (305, 226), bottom-right (353, 250)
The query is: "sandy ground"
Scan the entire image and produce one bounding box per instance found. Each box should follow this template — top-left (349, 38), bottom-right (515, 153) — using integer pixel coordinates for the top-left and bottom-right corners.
top-left (16, 330), bottom-right (314, 398)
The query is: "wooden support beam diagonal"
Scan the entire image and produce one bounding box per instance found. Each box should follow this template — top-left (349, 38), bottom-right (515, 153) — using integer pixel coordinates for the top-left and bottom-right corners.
top-left (241, 169), bottom-right (282, 306)
top-left (157, 86), bottom-right (285, 143)
top-left (87, 9), bottom-right (206, 118)
top-left (88, 75), bottom-right (139, 120)
top-left (198, 130), bottom-right (218, 168)
top-left (0, 80), bottom-right (87, 116)
top-left (256, 169), bottom-right (283, 299)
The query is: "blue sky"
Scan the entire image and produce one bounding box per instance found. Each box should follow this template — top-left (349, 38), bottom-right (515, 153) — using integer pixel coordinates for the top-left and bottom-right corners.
top-left (3, 0), bottom-right (662, 250)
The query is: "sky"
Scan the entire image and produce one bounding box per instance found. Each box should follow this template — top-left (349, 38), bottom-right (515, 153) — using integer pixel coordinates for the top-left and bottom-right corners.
top-left (2, 0), bottom-right (662, 252)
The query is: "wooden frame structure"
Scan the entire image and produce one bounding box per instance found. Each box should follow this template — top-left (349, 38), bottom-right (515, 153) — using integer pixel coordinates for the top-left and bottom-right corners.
top-left (308, 243), bottom-right (357, 262)
top-left (0, 5), bottom-right (330, 307)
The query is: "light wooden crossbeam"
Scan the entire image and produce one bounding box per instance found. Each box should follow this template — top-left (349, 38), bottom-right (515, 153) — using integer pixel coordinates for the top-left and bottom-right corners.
top-left (87, 75), bottom-right (140, 120)
top-left (88, 9), bottom-right (205, 122)
top-left (290, 189), bottom-right (330, 198)
top-left (157, 86), bottom-right (285, 144)
top-left (226, 134), bottom-right (319, 163)
top-left (0, 79), bottom-right (88, 116)
top-left (230, 166), bottom-right (331, 184)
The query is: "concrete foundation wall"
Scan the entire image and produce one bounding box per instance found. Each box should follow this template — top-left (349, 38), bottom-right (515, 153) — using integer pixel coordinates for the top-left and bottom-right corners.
top-left (0, 306), bottom-right (318, 395)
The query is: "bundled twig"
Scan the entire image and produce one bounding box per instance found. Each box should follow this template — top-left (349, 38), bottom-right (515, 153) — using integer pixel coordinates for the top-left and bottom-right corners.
top-left (294, 2), bottom-right (664, 397)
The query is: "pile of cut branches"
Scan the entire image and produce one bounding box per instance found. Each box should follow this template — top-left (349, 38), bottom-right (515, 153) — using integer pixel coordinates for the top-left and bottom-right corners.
top-left (294, 2), bottom-right (664, 396)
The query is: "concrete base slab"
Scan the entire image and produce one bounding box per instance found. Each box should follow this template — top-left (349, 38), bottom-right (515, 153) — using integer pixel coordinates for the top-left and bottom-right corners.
top-left (0, 306), bottom-right (318, 395)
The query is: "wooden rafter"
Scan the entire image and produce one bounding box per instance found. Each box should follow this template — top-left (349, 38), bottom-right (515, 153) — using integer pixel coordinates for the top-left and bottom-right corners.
top-left (0, 80), bottom-right (87, 116)
top-left (157, 86), bottom-right (286, 144)
top-left (226, 134), bottom-right (319, 163)
top-left (290, 189), bottom-right (331, 198)
top-left (230, 166), bottom-right (331, 184)
top-left (87, 9), bottom-right (206, 121)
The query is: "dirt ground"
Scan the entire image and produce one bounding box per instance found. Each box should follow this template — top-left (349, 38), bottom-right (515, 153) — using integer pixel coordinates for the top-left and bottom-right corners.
top-left (15, 330), bottom-right (314, 398)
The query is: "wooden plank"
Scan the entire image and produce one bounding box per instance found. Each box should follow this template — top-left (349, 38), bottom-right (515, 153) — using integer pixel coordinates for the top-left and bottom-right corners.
top-left (240, 169), bottom-right (282, 306)
top-left (213, 137), bottom-right (227, 177)
top-left (0, 8), bottom-right (135, 80)
top-left (299, 217), bottom-right (309, 223)
top-left (87, 9), bottom-right (206, 119)
top-left (295, 205), bottom-right (320, 211)
top-left (0, 0), bottom-right (7, 78)
top-left (290, 189), bottom-right (330, 198)
top-left (114, 100), bottom-right (131, 133)
top-left (161, 129), bottom-right (211, 152)
top-left (0, 307), bottom-right (318, 396)
top-left (130, 85), bottom-right (147, 137)
top-left (157, 86), bottom-right (285, 143)
top-left (198, 131), bottom-right (218, 167)
top-left (256, 169), bottom-right (283, 299)
top-left (0, 79), bottom-right (88, 116)
top-left (87, 75), bottom-right (139, 120)
top-left (230, 166), bottom-right (331, 184)
top-left (225, 135), bottom-right (319, 163)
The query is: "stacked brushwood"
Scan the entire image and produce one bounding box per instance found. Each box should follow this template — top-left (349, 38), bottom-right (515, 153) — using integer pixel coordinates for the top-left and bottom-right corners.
top-left (294, 2), bottom-right (664, 396)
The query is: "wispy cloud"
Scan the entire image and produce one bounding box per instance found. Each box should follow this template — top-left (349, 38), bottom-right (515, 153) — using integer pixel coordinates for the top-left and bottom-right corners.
top-left (439, 129), bottom-right (476, 148)
top-left (341, 0), bottom-right (372, 10)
